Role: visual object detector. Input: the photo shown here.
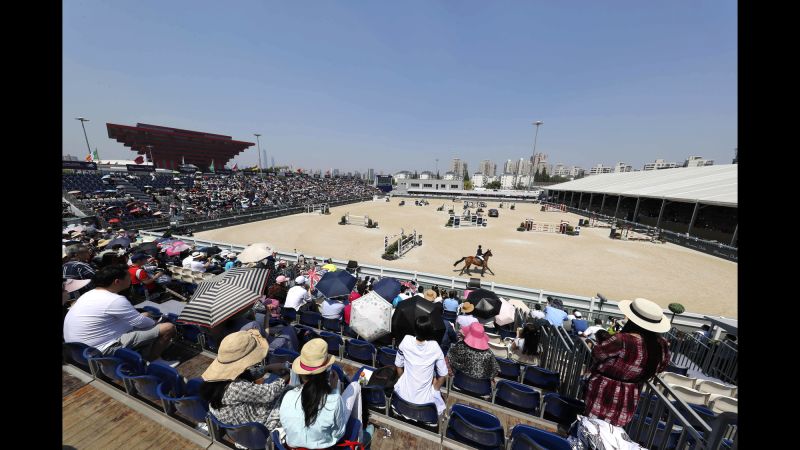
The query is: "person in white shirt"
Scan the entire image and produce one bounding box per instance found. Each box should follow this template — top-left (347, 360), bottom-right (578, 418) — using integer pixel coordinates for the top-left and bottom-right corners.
top-left (530, 304), bottom-right (546, 320)
top-left (63, 264), bottom-right (176, 362)
top-left (320, 297), bottom-right (346, 320)
top-left (285, 276), bottom-right (313, 311)
top-left (567, 309), bottom-right (583, 321)
top-left (183, 251), bottom-right (212, 272)
top-left (394, 316), bottom-right (449, 415)
top-left (580, 318), bottom-right (605, 340)
top-left (455, 302), bottom-right (479, 330)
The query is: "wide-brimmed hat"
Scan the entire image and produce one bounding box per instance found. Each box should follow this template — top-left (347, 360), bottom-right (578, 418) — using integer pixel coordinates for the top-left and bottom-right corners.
top-left (292, 338), bottom-right (335, 375)
top-left (423, 289), bottom-right (437, 302)
top-left (63, 278), bottom-right (91, 293)
top-left (191, 251), bottom-right (206, 258)
top-left (461, 323), bottom-right (489, 350)
top-left (460, 302), bottom-right (475, 314)
top-left (618, 298), bottom-right (671, 333)
top-left (97, 239), bottom-right (111, 248)
top-left (202, 330), bottom-right (269, 382)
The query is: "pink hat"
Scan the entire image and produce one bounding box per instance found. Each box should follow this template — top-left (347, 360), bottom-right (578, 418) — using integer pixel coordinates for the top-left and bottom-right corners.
top-left (275, 275), bottom-right (289, 284)
top-left (461, 323), bottom-right (489, 351)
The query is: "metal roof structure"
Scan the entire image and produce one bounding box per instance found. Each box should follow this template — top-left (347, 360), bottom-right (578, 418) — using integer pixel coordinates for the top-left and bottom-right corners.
top-left (546, 164), bottom-right (737, 207)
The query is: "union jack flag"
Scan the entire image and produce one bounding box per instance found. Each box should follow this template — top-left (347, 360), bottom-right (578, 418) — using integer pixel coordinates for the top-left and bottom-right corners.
top-left (306, 267), bottom-right (322, 290)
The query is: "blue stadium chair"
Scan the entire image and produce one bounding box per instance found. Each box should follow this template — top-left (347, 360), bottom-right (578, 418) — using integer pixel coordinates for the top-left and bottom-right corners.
top-left (496, 357), bottom-right (522, 382)
top-left (492, 380), bottom-right (540, 415)
top-left (541, 393), bottom-right (585, 429)
top-left (376, 347), bottom-right (398, 368)
top-left (330, 364), bottom-right (350, 390)
top-left (319, 331), bottom-right (344, 358)
top-left (208, 413), bottom-right (270, 450)
top-left (345, 339), bottom-right (376, 366)
top-left (141, 305), bottom-right (162, 317)
top-left (351, 365), bottom-right (389, 413)
top-left (270, 430), bottom-right (288, 450)
top-left (299, 311), bottom-right (323, 329)
top-left (201, 332), bottom-right (219, 351)
top-left (280, 307), bottom-right (297, 323)
top-left (665, 363), bottom-right (690, 376)
top-left (164, 313), bottom-right (179, 324)
top-left (158, 378), bottom-right (209, 424)
top-left (90, 347), bottom-right (145, 388)
top-left (572, 319), bottom-right (589, 336)
top-left (271, 416), bottom-right (364, 450)
top-left (322, 317), bottom-right (344, 333)
top-left (522, 365), bottom-right (561, 391)
top-left (390, 393), bottom-right (440, 432)
top-left (63, 342), bottom-right (101, 375)
top-left (445, 403), bottom-right (505, 450)
top-left (452, 370), bottom-right (493, 399)
top-left (176, 323), bottom-right (204, 347)
top-left (509, 424), bottom-right (571, 450)
top-left (630, 415), bottom-right (683, 450)
top-left (268, 348), bottom-right (300, 365)
top-left (121, 360), bottom-right (184, 403)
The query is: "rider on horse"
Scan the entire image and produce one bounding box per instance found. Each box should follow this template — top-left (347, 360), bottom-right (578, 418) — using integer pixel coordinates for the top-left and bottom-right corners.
top-left (476, 245), bottom-right (484, 263)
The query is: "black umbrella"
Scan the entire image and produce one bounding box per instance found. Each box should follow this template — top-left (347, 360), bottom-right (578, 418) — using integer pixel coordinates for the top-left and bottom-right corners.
top-left (135, 242), bottom-right (159, 255)
top-left (373, 277), bottom-right (401, 301)
top-left (316, 270), bottom-right (357, 299)
top-left (198, 246), bottom-right (222, 256)
top-left (466, 288), bottom-right (502, 319)
top-left (107, 237), bottom-right (131, 248)
top-left (391, 295), bottom-right (445, 343)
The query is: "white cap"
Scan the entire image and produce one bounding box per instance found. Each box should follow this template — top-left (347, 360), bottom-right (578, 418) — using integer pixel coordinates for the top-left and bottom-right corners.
top-left (191, 251), bottom-right (205, 258)
top-left (575, 311), bottom-right (582, 318)
top-left (295, 276), bottom-right (307, 285)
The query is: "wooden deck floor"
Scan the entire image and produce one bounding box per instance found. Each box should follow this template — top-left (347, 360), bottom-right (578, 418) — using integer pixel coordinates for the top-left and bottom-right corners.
top-left (63, 383), bottom-right (205, 450)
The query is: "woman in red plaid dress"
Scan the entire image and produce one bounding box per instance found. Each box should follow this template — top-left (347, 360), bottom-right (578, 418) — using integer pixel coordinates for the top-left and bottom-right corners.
top-left (584, 298), bottom-right (672, 427)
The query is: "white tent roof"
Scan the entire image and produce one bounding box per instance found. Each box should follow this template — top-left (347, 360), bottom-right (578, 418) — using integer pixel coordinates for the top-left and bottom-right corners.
top-left (547, 164), bottom-right (737, 207)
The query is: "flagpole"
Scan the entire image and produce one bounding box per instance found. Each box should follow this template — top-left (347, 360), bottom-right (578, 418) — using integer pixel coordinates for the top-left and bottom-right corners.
top-left (76, 117), bottom-right (93, 161)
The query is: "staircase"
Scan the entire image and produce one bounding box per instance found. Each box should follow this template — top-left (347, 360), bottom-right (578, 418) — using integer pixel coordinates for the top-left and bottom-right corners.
top-left (114, 178), bottom-right (159, 210)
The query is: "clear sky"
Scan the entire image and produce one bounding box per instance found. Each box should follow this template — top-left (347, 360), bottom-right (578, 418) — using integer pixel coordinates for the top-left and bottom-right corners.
top-left (63, 1), bottom-right (736, 174)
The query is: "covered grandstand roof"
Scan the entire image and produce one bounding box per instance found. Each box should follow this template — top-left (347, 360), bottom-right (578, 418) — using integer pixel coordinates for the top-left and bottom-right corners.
top-left (547, 164), bottom-right (737, 207)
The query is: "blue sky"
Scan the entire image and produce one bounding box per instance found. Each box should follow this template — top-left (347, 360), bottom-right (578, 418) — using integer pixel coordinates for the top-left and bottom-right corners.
top-left (63, 1), bottom-right (736, 174)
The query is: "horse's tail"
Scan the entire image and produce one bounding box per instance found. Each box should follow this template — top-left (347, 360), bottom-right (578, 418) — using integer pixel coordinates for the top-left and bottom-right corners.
top-left (453, 257), bottom-right (466, 267)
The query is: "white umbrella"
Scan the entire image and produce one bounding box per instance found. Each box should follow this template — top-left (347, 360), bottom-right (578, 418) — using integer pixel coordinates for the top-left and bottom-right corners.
top-left (508, 299), bottom-right (530, 314)
top-left (237, 242), bottom-right (273, 263)
top-left (350, 291), bottom-right (393, 342)
top-left (494, 298), bottom-right (517, 327)
top-left (67, 190), bottom-right (81, 194)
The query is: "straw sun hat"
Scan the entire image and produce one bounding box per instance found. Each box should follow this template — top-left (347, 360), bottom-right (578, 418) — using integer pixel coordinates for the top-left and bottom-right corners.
top-left (202, 330), bottom-right (269, 382)
top-left (460, 302), bottom-right (475, 314)
top-left (292, 338), bottom-right (336, 375)
top-left (618, 298), bottom-right (671, 333)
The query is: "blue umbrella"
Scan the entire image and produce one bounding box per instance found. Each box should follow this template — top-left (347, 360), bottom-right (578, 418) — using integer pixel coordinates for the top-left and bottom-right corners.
top-left (315, 270), bottom-right (357, 299)
top-left (373, 278), bottom-right (401, 302)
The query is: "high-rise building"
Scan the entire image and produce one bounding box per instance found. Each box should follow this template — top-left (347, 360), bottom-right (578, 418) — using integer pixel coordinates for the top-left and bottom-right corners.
top-left (684, 156), bottom-right (714, 167)
top-left (517, 158), bottom-right (532, 176)
top-left (504, 159), bottom-right (515, 174)
top-left (531, 152), bottom-right (548, 174)
top-left (333, 169), bottom-right (340, 177)
top-left (614, 162), bottom-right (633, 173)
top-left (643, 159), bottom-right (678, 171)
top-left (478, 160), bottom-right (496, 176)
top-left (366, 168), bottom-right (375, 181)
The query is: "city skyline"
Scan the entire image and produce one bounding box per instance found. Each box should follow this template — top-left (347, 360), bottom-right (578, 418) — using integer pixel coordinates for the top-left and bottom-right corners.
top-left (63, 1), bottom-right (736, 174)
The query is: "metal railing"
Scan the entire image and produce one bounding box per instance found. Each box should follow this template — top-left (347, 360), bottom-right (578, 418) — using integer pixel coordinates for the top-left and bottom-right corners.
top-left (665, 329), bottom-right (738, 385)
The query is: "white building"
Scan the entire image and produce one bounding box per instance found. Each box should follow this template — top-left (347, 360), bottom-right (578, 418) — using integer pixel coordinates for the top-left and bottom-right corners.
top-left (393, 170), bottom-right (412, 180)
top-left (472, 173), bottom-right (486, 188)
top-left (588, 164), bottom-right (613, 176)
top-left (500, 173), bottom-right (517, 189)
top-left (516, 174), bottom-right (533, 188)
top-left (451, 158), bottom-right (468, 179)
top-left (570, 166), bottom-right (585, 178)
top-left (684, 156), bottom-right (714, 167)
top-left (443, 171), bottom-right (456, 180)
top-left (504, 160), bottom-right (515, 174)
top-left (614, 162), bottom-right (633, 173)
top-left (419, 171), bottom-right (435, 179)
top-left (398, 179), bottom-right (464, 191)
top-left (553, 164), bottom-right (570, 178)
top-left (517, 158), bottom-right (532, 176)
top-left (643, 159), bottom-right (679, 171)
top-left (366, 168), bottom-right (375, 181)
top-left (478, 160), bottom-right (496, 176)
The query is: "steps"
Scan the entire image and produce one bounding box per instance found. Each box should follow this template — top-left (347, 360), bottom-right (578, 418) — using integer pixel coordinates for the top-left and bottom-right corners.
top-left (115, 177), bottom-right (159, 210)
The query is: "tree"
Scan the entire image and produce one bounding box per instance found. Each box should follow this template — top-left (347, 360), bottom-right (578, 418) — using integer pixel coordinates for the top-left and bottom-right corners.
top-left (463, 180), bottom-right (473, 190)
top-left (463, 171), bottom-right (470, 181)
top-left (486, 180), bottom-right (501, 189)
top-left (668, 303), bottom-right (685, 324)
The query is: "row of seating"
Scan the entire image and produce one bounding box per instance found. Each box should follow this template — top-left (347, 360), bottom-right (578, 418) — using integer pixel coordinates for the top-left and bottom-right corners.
top-left (659, 372), bottom-right (738, 413)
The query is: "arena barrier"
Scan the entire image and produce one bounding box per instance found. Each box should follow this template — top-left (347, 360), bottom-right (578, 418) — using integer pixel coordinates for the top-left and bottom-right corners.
top-left (446, 211), bottom-right (487, 228)
top-left (540, 202), bottom-right (567, 212)
top-left (384, 229), bottom-right (420, 257)
top-left (345, 212), bottom-right (372, 227)
top-left (615, 225), bottom-right (661, 242)
top-left (306, 203), bottom-right (330, 214)
top-left (522, 219), bottom-right (578, 235)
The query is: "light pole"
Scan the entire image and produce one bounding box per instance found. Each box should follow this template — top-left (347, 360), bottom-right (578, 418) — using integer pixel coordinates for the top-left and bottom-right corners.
top-left (254, 133), bottom-right (263, 178)
top-left (527, 120), bottom-right (543, 191)
top-left (76, 117), bottom-right (92, 160)
top-left (435, 158), bottom-right (439, 179)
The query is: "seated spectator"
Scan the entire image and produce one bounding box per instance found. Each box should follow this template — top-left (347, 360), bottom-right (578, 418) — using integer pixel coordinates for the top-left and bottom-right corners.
top-left (267, 275), bottom-right (290, 303)
top-left (448, 323), bottom-right (500, 381)
top-left (423, 289), bottom-right (437, 303)
top-left (285, 276), bottom-right (313, 311)
top-left (222, 252), bottom-right (239, 271)
top-left (343, 283), bottom-right (366, 326)
top-left (693, 324), bottom-right (712, 341)
top-left (128, 253), bottom-right (165, 298)
top-left (63, 244), bottom-right (96, 280)
top-left (567, 309), bottom-right (582, 321)
top-left (280, 339), bottom-right (365, 448)
top-left (392, 285), bottom-right (409, 307)
top-left (183, 251), bottom-right (212, 272)
top-left (455, 302), bottom-right (479, 329)
top-left (544, 297), bottom-right (569, 327)
top-left (510, 322), bottom-right (541, 365)
top-left (321, 297), bottom-right (347, 320)
top-left (394, 316), bottom-right (449, 415)
top-left (442, 293), bottom-right (460, 315)
top-left (530, 303), bottom-right (546, 320)
top-left (200, 330), bottom-right (291, 432)
top-left (580, 318), bottom-right (605, 340)
top-left (63, 264), bottom-right (176, 364)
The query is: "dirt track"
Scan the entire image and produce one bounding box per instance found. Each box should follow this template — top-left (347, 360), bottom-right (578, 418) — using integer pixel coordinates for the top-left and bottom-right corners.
top-left (196, 199), bottom-right (738, 318)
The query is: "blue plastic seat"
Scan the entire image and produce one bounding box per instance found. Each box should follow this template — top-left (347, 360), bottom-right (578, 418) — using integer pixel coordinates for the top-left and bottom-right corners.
top-left (208, 413), bottom-right (270, 450)
top-left (665, 364), bottom-right (689, 376)
top-left (320, 331), bottom-right (344, 357)
top-left (522, 365), bottom-right (561, 391)
top-left (452, 370), bottom-right (493, 399)
top-left (158, 378), bottom-right (208, 423)
top-left (541, 393), bottom-right (585, 428)
top-left (345, 339), bottom-right (376, 366)
top-left (390, 393), bottom-right (440, 432)
top-left (280, 307), bottom-right (297, 323)
top-left (268, 348), bottom-right (300, 365)
top-left (90, 347), bottom-right (145, 386)
top-left (271, 416), bottom-right (364, 450)
top-left (376, 347), bottom-right (398, 368)
top-left (351, 365), bottom-right (388, 412)
top-left (493, 380), bottom-right (540, 415)
top-left (164, 313), bottom-right (179, 324)
top-left (121, 360), bottom-right (184, 403)
top-left (509, 424), bottom-right (571, 450)
top-left (496, 357), bottom-right (522, 381)
top-left (63, 342), bottom-right (100, 374)
top-left (177, 323), bottom-right (204, 346)
top-left (299, 311), bottom-right (323, 329)
top-left (322, 317), bottom-right (343, 333)
top-left (330, 364), bottom-right (350, 390)
top-left (445, 403), bottom-right (505, 450)
top-left (630, 415), bottom-right (683, 450)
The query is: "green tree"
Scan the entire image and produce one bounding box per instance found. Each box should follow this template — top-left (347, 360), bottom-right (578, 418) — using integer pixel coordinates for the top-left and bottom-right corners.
top-left (463, 180), bottom-right (473, 190)
top-left (486, 180), bottom-right (502, 189)
top-left (463, 171), bottom-right (470, 181)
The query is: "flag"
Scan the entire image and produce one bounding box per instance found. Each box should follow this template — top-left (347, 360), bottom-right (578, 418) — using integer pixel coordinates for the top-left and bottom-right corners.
top-left (93, 148), bottom-right (100, 162)
top-left (209, 160), bottom-right (215, 173)
top-left (134, 155), bottom-right (144, 164)
top-left (85, 153), bottom-right (93, 162)
top-left (232, 163), bottom-right (238, 171)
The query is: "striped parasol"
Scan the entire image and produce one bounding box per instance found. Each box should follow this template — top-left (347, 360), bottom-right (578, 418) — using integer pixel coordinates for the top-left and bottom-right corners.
top-left (190, 267), bottom-right (270, 299)
top-left (177, 283), bottom-right (261, 328)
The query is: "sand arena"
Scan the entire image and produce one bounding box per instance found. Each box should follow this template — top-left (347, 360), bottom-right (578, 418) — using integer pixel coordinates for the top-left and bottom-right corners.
top-left (196, 199), bottom-right (737, 318)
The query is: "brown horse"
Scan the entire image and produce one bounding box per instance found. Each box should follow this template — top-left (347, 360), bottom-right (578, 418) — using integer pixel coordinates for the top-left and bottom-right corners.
top-left (453, 249), bottom-right (494, 276)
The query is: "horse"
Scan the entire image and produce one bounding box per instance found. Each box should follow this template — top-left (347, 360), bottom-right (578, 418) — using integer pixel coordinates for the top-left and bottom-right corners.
top-left (453, 249), bottom-right (494, 276)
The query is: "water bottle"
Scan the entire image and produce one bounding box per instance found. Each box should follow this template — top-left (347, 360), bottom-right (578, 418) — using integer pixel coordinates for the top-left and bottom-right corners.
top-left (359, 371), bottom-right (367, 386)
